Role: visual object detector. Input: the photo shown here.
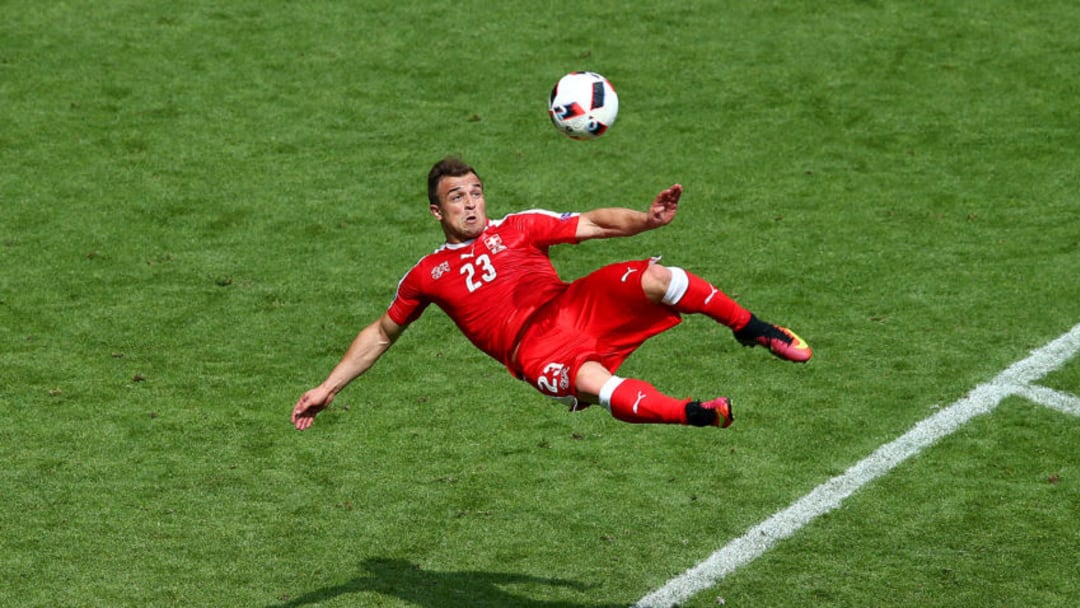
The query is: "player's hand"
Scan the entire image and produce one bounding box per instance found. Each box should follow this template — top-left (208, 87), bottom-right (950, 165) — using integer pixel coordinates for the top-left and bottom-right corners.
top-left (647, 184), bottom-right (681, 228)
top-left (292, 387), bottom-right (333, 431)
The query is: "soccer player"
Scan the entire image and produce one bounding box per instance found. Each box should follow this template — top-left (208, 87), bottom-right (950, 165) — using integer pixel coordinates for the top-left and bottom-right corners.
top-left (292, 158), bottom-right (811, 431)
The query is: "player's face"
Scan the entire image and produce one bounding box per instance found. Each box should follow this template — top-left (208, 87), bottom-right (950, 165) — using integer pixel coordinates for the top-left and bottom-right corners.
top-left (432, 173), bottom-right (487, 243)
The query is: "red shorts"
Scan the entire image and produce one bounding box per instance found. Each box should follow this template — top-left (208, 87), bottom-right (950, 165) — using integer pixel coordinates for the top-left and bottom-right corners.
top-left (511, 259), bottom-right (681, 400)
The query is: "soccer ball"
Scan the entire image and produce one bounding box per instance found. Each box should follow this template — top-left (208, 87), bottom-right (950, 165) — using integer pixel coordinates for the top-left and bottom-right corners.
top-left (547, 71), bottom-right (619, 140)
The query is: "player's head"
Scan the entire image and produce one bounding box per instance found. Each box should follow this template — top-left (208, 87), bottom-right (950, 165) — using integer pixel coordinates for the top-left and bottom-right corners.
top-left (428, 157), bottom-right (487, 244)
top-left (428, 157), bottom-right (482, 206)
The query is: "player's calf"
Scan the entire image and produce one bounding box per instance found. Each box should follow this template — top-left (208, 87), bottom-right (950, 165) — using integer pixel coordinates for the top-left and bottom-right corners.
top-left (600, 376), bottom-right (733, 428)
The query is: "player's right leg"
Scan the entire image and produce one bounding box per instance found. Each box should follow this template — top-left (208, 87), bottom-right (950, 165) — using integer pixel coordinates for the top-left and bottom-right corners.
top-left (575, 361), bottom-right (733, 428)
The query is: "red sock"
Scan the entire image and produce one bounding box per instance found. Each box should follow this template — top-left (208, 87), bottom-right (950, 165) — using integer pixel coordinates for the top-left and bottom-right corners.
top-left (605, 378), bottom-right (689, 425)
top-left (672, 271), bottom-right (752, 331)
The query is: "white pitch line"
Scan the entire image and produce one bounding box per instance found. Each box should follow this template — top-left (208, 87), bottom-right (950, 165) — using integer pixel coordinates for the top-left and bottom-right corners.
top-left (635, 323), bottom-right (1080, 608)
top-left (1014, 384), bottom-right (1080, 418)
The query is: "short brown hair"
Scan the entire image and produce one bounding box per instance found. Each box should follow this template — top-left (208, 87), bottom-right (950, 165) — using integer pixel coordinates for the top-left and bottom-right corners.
top-left (427, 157), bottom-right (481, 206)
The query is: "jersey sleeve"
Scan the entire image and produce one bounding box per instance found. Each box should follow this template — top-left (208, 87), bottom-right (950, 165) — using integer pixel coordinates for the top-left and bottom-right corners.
top-left (506, 210), bottom-right (580, 247)
top-left (386, 264), bottom-right (429, 327)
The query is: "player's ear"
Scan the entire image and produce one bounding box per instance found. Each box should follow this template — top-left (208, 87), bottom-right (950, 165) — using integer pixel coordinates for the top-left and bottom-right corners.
top-left (429, 203), bottom-right (443, 220)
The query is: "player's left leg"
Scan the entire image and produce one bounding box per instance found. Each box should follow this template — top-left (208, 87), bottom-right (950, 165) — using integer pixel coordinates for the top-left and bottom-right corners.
top-left (641, 263), bottom-right (750, 328)
top-left (641, 263), bottom-right (812, 363)
top-left (575, 361), bottom-right (733, 428)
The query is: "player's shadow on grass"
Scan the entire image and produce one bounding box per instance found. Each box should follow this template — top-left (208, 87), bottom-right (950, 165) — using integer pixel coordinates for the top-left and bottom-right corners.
top-left (270, 557), bottom-right (626, 608)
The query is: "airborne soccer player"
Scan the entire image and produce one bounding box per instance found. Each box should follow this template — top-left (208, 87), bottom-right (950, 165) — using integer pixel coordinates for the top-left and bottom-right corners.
top-left (292, 158), bottom-right (811, 431)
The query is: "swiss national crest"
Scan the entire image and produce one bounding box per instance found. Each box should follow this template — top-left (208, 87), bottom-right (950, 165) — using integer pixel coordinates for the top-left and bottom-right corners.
top-left (483, 234), bottom-right (507, 255)
top-left (431, 261), bottom-right (451, 280)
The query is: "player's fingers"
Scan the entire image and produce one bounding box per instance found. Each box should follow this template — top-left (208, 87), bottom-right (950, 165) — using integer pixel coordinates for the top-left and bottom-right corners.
top-left (291, 398), bottom-right (316, 424)
top-left (290, 401), bottom-right (306, 422)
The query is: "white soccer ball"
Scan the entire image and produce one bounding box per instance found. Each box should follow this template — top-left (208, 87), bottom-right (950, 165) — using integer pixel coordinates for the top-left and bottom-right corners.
top-left (547, 71), bottom-right (619, 140)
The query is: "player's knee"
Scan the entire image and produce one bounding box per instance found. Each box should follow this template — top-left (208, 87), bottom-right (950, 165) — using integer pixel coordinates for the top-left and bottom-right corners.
top-left (657, 265), bottom-right (689, 305)
top-left (641, 263), bottom-right (672, 303)
top-left (574, 361), bottom-right (611, 402)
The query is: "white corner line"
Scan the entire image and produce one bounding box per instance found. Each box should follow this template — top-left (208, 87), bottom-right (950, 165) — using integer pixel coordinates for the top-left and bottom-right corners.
top-left (635, 323), bottom-right (1080, 608)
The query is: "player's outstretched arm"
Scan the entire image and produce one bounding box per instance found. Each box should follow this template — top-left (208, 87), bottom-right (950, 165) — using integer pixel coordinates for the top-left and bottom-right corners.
top-left (291, 313), bottom-right (404, 431)
top-left (576, 184), bottom-right (682, 241)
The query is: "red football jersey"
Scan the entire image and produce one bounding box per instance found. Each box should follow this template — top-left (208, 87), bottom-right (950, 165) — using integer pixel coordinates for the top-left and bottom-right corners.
top-left (387, 210), bottom-right (581, 366)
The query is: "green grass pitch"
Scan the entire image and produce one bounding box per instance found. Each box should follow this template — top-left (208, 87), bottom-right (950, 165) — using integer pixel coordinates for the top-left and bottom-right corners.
top-left (2, 1), bottom-right (1079, 606)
